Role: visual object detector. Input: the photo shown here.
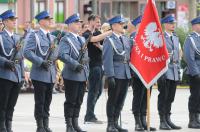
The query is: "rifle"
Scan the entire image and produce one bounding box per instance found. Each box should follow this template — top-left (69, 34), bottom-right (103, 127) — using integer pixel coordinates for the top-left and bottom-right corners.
top-left (77, 34), bottom-right (92, 64)
top-left (45, 31), bottom-right (63, 65)
top-left (9, 35), bottom-right (25, 81)
top-left (10, 36), bottom-right (24, 62)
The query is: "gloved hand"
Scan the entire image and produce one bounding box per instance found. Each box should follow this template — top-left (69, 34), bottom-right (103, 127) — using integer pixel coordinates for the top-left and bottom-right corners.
top-left (75, 64), bottom-right (84, 72)
top-left (41, 61), bottom-right (50, 71)
top-left (107, 77), bottom-right (115, 89)
top-left (4, 60), bottom-right (15, 71)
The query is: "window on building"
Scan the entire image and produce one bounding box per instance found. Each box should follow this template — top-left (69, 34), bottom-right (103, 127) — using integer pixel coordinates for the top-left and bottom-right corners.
top-left (112, 1), bottom-right (137, 20)
top-left (35, 0), bottom-right (47, 14)
top-left (100, 2), bottom-right (111, 23)
top-left (55, 0), bottom-right (65, 23)
top-left (112, 2), bottom-right (129, 17)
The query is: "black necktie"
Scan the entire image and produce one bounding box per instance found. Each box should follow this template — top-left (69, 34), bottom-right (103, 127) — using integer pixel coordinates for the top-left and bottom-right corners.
top-left (77, 36), bottom-right (82, 44)
top-left (119, 36), bottom-right (125, 50)
top-left (170, 36), bottom-right (174, 50)
top-left (11, 35), bottom-right (15, 44)
top-left (47, 33), bottom-right (51, 42)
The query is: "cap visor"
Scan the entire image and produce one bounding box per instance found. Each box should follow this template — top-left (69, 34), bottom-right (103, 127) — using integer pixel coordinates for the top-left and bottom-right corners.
top-left (44, 16), bottom-right (53, 19)
top-left (8, 16), bottom-right (18, 20)
top-left (168, 21), bottom-right (176, 24)
top-left (78, 19), bottom-right (83, 23)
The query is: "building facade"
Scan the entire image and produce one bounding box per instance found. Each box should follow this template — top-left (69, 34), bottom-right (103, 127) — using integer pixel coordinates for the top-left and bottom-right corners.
top-left (0, 0), bottom-right (197, 29)
top-left (0, 0), bottom-right (78, 27)
top-left (80, 0), bottom-right (194, 29)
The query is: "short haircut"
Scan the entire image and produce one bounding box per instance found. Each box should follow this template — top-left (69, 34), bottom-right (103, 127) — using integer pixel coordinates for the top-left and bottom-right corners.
top-left (88, 14), bottom-right (101, 21)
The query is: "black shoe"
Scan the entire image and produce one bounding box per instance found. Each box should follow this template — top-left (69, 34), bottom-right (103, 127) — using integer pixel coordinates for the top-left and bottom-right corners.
top-left (36, 119), bottom-right (46, 132)
top-left (36, 127), bottom-right (46, 132)
top-left (43, 118), bottom-right (53, 132)
top-left (196, 113), bottom-right (200, 124)
top-left (84, 117), bottom-right (103, 124)
top-left (134, 115), bottom-right (144, 131)
top-left (107, 121), bottom-right (118, 132)
top-left (159, 115), bottom-right (171, 130)
top-left (0, 121), bottom-right (7, 132)
top-left (188, 113), bottom-right (200, 129)
top-left (140, 116), bottom-right (156, 131)
top-left (114, 119), bottom-right (128, 132)
top-left (66, 118), bottom-right (76, 132)
top-left (72, 117), bottom-right (87, 132)
top-left (166, 114), bottom-right (181, 130)
top-left (5, 121), bottom-right (13, 132)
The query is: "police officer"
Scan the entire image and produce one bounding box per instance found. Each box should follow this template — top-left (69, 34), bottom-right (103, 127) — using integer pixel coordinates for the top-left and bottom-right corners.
top-left (103, 15), bottom-right (131, 132)
top-left (24, 11), bottom-right (56, 132)
top-left (130, 15), bottom-right (156, 131)
top-left (58, 13), bottom-right (88, 132)
top-left (183, 16), bottom-right (200, 129)
top-left (157, 15), bottom-right (182, 130)
top-left (0, 10), bottom-right (24, 132)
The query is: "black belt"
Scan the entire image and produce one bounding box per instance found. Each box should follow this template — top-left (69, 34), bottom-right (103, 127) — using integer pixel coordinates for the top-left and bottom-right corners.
top-left (170, 60), bottom-right (179, 64)
top-left (113, 59), bottom-right (129, 64)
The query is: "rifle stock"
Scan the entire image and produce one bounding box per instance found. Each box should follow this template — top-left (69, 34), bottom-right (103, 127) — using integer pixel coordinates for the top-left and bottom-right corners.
top-left (45, 31), bottom-right (62, 62)
top-left (10, 36), bottom-right (24, 61)
top-left (77, 34), bottom-right (92, 63)
top-left (9, 35), bottom-right (25, 80)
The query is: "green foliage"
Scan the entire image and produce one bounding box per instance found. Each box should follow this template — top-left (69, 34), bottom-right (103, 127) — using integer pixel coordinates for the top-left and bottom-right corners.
top-left (175, 27), bottom-right (191, 85)
top-left (175, 27), bottom-right (191, 48)
top-left (55, 12), bottom-right (64, 23)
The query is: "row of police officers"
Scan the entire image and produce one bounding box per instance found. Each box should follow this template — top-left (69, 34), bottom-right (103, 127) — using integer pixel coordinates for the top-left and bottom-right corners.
top-left (0, 9), bottom-right (200, 132)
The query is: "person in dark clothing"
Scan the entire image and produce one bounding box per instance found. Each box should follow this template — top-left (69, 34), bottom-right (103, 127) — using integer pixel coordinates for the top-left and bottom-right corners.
top-left (83, 14), bottom-right (112, 123)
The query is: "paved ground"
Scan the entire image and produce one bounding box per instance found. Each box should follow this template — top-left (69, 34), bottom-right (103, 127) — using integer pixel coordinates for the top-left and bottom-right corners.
top-left (13, 88), bottom-right (198, 132)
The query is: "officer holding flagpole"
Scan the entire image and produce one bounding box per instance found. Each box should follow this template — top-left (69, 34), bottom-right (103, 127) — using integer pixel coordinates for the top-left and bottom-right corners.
top-left (24, 11), bottom-right (56, 132)
top-left (130, 15), bottom-right (156, 131)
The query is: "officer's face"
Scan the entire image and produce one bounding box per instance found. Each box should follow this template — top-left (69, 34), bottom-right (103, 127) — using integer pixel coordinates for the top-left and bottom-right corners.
top-left (3, 17), bottom-right (16, 30)
top-left (112, 22), bottom-right (125, 34)
top-left (192, 24), bottom-right (200, 33)
top-left (39, 18), bottom-right (52, 29)
top-left (68, 21), bottom-right (82, 34)
top-left (164, 23), bottom-right (176, 32)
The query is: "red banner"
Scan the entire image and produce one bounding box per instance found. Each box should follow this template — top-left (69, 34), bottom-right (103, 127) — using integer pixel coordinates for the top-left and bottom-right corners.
top-left (130, 0), bottom-right (169, 89)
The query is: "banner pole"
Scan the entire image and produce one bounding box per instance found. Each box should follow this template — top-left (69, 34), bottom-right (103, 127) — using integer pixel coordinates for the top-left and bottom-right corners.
top-left (147, 89), bottom-right (151, 132)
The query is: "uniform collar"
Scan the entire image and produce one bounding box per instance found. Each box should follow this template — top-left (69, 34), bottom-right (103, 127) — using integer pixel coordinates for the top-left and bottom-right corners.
top-left (113, 32), bottom-right (122, 39)
top-left (70, 32), bottom-right (79, 38)
top-left (194, 31), bottom-right (200, 37)
top-left (165, 31), bottom-right (173, 37)
top-left (40, 28), bottom-right (50, 35)
top-left (4, 28), bottom-right (14, 37)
